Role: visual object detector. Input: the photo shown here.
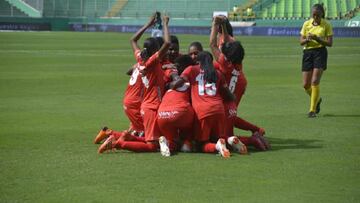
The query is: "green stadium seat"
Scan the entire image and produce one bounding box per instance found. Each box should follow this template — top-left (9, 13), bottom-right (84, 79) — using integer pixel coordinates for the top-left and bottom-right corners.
top-left (276, 0), bottom-right (285, 18)
top-left (251, 0), bottom-right (357, 20)
top-left (270, 3), bottom-right (276, 18)
top-left (339, 1), bottom-right (348, 17)
top-left (0, 0), bottom-right (28, 17)
top-left (293, 0), bottom-right (302, 18)
top-left (285, 0), bottom-right (293, 18)
top-left (303, 0), bottom-right (311, 18)
top-left (5, 0), bottom-right (41, 17)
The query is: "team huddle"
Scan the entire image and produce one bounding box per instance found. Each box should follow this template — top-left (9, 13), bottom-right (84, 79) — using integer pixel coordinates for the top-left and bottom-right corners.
top-left (93, 14), bottom-right (271, 158)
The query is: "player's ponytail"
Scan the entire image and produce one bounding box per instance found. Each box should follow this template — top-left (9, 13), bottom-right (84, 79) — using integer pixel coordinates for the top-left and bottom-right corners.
top-left (224, 17), bottom-right (233, 37)
top-left (197, 51), bottom-right (217, 84)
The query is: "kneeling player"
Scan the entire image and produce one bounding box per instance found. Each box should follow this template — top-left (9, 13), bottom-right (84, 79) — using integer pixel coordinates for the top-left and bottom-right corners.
top-left (157, 55), bottom-right (196, 156)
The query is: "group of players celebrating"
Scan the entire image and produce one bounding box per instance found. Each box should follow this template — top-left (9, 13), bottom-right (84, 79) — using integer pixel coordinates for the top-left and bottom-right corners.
top-left (93, 13), bottom-right (271, 158)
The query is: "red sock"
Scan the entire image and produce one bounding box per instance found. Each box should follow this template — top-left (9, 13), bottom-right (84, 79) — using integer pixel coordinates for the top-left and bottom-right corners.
top-left (112, 131), bottom-right (146, 142)
top-left (126, 134), bottom-right (146, 142)
top-left (111, 130), bottom-right (125, 140)
top-left (233, 116), bottom-right (259, 132)
top-left (202, 142), bottom-right (217, 153)
top-left (239, 136), bottom-right (251, 146)
top-left (116, 141), bottom-right (158, 152)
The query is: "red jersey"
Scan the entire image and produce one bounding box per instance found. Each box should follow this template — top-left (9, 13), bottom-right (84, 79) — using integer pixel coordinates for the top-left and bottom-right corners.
top-left (214, 53), bottom-right (245, 106)
top-left (158, 82), bottom-right (191, 112)
top-left (181, 65), bottom-right (226, 119)
top-left (123, 63), bottom-right (143, 108)
top-left (134, 49), bottom-right (165, 110)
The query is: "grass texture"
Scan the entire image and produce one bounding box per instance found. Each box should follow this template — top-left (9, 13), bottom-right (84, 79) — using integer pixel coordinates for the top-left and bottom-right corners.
top-left (0, 32), bottom-right (359, 202)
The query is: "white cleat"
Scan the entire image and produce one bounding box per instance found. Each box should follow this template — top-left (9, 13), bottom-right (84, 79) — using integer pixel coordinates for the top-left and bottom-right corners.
top-left (215, 138), bottom-right (231, 158)
top-left (159, 136), bottom-right (171, 157)
top-left (227, 136), bottom-right (248, 155)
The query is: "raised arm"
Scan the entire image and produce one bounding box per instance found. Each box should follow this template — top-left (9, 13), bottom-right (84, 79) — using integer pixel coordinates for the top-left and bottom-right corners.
top-left (210, 16), bottom-right (223, 61)
top-left (157, 14), bottom-right (171, 59)
top-left (220, 17), bottom-right (232, 43)
top-left (126, 67), bottom-right (134, 75)
top-left (130, 14), bottom-right (156, 52)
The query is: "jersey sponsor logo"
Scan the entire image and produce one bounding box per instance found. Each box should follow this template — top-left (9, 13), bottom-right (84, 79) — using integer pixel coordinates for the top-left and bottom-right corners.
top-left (229, 69), bottom-right (240, 93)
top-left (158, 111), bottom-right (179, 119)
top-left (228, 108), bottom-right (237, 118)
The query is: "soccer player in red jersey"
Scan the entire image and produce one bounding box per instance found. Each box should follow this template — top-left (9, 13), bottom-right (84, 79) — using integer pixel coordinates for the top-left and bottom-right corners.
top-left (210, 16), bottom-right (270, 151)
top-left (188, 41), bottom-right (203, 63)
top-left (122, 63), bottom-right (144, 136)
top-left (157, 55), bottom-right (196, 156)
top-left (94, 60), bottom-right (144, 145)
top-left (98, 13), bottom-right (171, 154)
top-left (173, 51), bottom-right (235, 158)
top-left (167, 35), bottom-right (181, 63)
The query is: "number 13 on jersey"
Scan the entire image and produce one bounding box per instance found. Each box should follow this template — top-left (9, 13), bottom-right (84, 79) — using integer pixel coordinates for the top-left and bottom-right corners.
top-left (196, 74), bottom-right (217, 96)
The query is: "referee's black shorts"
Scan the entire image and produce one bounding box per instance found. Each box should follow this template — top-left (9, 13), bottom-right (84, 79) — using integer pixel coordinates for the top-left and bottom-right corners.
top-left (302, 47), bottom-right (328, 71)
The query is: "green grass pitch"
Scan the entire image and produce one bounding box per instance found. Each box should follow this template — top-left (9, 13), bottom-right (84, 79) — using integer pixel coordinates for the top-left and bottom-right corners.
top-left (0, 32), bottom-right (359, 202)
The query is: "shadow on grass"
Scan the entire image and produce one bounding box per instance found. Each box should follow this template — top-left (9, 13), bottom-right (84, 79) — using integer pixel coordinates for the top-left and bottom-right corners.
top-left (322, 114), bottom-right (360, 118)
top-left (264, 137), bottom-right (323, 152)
top-left (95, 137), bottom-right (323, 155)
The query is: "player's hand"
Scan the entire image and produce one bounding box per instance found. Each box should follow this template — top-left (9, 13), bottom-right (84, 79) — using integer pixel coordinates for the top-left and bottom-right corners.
top-left (140, 68), bottom-right (147, 76)
top-left (214, 16), bottom-right (224, 25)
top-left (147, 13), bottom-right (157, 27)
top-left (162, 14), bottom-right (169, 25)
top-left (308, 33), bottom-right (319, 41)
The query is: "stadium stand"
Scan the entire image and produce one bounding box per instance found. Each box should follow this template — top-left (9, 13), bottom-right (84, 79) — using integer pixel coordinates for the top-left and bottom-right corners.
top-left (3, 0), bottom-right (359, 20)
top-left (106, 0), bottom-right (128, 17)
top-left (0, 0), bottom-right (359, 29)
top-left (254, 0), bottom-right (360, 19)
top-left (116, 0), bottom-right (237, 19)
top-left (42, 0), bottom-right (119, 18)
top-left (3, 0), bottom-right (41, 17)
top-left (0, 0), bottom-right (26, 16)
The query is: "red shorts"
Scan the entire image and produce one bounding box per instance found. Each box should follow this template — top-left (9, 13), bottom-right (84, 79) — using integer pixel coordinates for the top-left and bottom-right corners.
top-left (141, 108), bottom-right (161, 142)
top-left (195, 113), bottom-right (225, 142)
top-left (123, 104), bottom-right (144, 132)
top-left (157, 106), bottom-right (195, 150)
